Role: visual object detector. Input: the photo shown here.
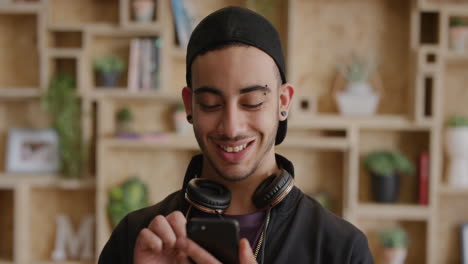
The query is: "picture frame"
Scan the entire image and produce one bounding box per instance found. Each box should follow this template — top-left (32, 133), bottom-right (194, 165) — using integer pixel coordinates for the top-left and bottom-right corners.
top-left (461, 223), bottom-right (468, 264)
top-left (6, 128), bottom-right (60, 173)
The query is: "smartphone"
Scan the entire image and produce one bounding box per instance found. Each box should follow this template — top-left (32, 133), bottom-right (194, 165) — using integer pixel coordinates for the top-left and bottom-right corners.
top-left (187, 218), bottom-right (240, 264)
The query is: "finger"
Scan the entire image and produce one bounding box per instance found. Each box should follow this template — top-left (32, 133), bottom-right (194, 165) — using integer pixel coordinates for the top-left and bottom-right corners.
top-left (148, 215), bottom-right (177, 249)
top-left (175, 250), bottom-right (192, 264)
top-left (239, 238), bottom-right (257, 264)
top-left (135, 228), bottom-right (163, 253)
top-left (176, 237), bottom-right (221, 264)
top-left (166, 211), bottom-right (187, 238)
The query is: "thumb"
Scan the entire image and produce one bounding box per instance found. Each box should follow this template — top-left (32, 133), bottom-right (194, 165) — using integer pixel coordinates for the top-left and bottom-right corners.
top-left (239, 238), bottom-right (257, 264)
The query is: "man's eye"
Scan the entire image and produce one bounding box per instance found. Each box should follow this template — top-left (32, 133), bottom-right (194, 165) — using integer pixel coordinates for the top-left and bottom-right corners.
top-left (242, 102), bottom-right (263, 109)
top-left (200, 104), bottom-right (221, 110)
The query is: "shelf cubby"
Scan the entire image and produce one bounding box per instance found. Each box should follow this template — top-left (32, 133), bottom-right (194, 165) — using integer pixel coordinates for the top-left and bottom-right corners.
top-left (0, 13), bottom-right (39, 90)
top-left (48, 0), bottom-right (119, 26)
top-left (437, 195), bottom-right (468, 263)
top-left (277, 149), bottom-right (345, 217)
top-left (48, 30), bottom-right (83, 49)
top-left (29, 187), bottom-right (95, 263)
top-left (288, 0), bottom-right (412, 116)
top-left (0, 189), bottom-right (13, 262)
top-left (358, 218), bottom-right (427, 264)
top-left (358, 129), bottom-right (430, 205)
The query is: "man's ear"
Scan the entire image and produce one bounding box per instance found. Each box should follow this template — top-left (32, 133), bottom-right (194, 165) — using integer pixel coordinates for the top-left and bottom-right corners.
top-left (182, 87), bottom-right (193, 123)
top-left (278, 83), bottom-right (295, 121)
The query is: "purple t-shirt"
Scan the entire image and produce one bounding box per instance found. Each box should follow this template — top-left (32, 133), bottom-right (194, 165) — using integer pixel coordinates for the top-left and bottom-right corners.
top-left (193, 210), bottom-right (267, 248)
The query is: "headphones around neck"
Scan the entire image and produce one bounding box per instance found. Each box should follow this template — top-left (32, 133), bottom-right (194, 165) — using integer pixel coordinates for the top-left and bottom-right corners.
top-left (185, 169), bottom-right (294, 215)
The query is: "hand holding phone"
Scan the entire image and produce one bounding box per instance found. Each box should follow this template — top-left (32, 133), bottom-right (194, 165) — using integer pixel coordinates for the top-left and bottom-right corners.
top-left (187, 218), bottom-right (240, 264)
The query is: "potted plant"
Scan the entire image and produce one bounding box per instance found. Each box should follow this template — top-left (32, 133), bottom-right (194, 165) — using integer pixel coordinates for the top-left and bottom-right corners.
top-left (364, 150), bottom-right (415, 203)
top-left (335, 54), bottom-right (380, 116)
top-left (115, 107), bottom-right (134, 135)
top-left (449, 17), bottom-right (468, 53)
top-left (378, 227), bottom-right (409, 264)
top-left (93, 55), bottom-right (126, 87)
top-left (41, 73), bottom-right (85, 179)
top-left (107, 177), bottom-right (148, 227)
top-left (446, 115), bottom-right (468, 187)
top-left (132, 0), bottom-right (155, 23)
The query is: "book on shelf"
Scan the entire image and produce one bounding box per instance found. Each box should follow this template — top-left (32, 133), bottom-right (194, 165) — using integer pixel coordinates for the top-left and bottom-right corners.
top-left (170, 0), bottom-right (199, 48)
top-left (127, 37), bottom-right (161, 92)
top-left (418, 151), bottom-right (429, 205)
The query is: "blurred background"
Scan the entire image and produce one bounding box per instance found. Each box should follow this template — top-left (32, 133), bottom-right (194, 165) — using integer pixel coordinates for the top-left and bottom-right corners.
top-left (0, 0), bottom-right (468, 263)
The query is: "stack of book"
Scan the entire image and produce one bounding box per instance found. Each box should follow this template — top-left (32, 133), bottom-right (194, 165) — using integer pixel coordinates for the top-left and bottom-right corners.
top-left (171, 0), bottom-right (199, 48)
top-left (127, 37), bottom-right (161, 92)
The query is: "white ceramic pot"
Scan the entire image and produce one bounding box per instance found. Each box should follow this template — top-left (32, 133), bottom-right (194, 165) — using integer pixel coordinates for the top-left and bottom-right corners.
top-left (174, 111), bottom-right (191, 135)
top-left (446, 127), bottom-right (468, 187)
top-left (336, 82), bottom-right (380, 116)
top-left (132, 0), bottom-right (155, 22)
top-left (450, 27), bottom-right (467, 53)
top-left (382, 247), bottom-right (407, 264)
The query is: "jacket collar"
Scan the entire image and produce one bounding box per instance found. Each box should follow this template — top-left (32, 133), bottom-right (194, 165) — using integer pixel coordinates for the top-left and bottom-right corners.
top-left (181, 153), bottom-right (295, 190)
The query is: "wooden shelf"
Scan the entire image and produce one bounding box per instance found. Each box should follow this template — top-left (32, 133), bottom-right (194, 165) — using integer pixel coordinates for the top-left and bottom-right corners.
top-left (0, 261), bottom-right (13, 264)
top-left (33, 261), bottom-right (94, 264)
top-left (279, 136), bottom-right (349, 151)
top-left (87, 89), bottom-right (181, 102)
top-left (0, 88), bottom-right (41, 99)
top-left (0, 2), bottom-right (41, 13)
top-left (445, 51), bottom-right (468, 64)
top-left (0, 174), bottom-right (95, 189)
top-left (100, 134), bottom-right (199, 150)
top-left (47, 48), bottom-right (82, 58)
top-left (289, 114), bottom-right (433, 130)
top-left (172, 46), bottom-right (186, 59)
top-left (439, 185), bottom-right (468, 195)
top-left (355, 203), bottom-right (430, 220)
top-left (122, 21), bottom-right (162, 32)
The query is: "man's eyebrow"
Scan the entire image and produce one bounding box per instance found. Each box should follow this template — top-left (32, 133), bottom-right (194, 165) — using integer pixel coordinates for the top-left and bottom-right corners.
top-left (240, 85), bottom-right (271, 94)
top-left (193, 86), bottom-right (223, 96)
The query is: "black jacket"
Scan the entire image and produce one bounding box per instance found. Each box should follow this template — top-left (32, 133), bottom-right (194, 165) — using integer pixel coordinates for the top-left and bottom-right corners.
top-left (99, 154), bottom-right (374, 264)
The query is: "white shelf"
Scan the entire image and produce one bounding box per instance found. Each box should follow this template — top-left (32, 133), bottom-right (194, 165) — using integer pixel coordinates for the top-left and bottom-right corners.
top-left (289, 114), bottom-right (433, 130)
top-left (355, 203), bottom-right (430, 220)
top-left (87, 89), bottom-right (181, 102)
top-left (0, 88), bottom-right (41, 99)
top-left (0, 173), bottom-right (95, 189)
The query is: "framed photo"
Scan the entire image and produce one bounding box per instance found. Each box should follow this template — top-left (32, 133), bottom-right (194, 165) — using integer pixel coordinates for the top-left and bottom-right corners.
top-left (462, 223), bottom-right (468, 264)
top-left (6, 128), bottom-right (60, 173)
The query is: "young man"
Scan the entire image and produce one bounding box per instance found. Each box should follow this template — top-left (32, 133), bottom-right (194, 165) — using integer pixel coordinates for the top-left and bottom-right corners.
top-left (99, 6), bottom-right (374, 264)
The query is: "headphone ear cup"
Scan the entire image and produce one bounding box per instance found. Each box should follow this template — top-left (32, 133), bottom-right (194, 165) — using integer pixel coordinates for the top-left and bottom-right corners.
top-left (185, 178), bottom-right (231, 213)
top-left (252, 169), bottom-right (293, 209)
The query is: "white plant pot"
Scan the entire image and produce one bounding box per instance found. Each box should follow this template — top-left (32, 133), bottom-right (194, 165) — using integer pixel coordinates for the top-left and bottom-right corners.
top-left (450, 27), bottom-right (467, 53)
top-left (336, 83), bottom-right (380, 116)
top-left (174, 111), bottom-right (191, 135)
top-left (382, 247), bottom-right (407, 264)
top-left (446, 127), bottom-right (468, 187)
top-left (132, 0), bottom-right (155, 22)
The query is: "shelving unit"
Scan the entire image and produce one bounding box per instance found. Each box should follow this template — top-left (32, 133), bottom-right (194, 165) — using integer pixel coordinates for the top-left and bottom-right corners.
top-left (0, 0), bottom-right (467, 263)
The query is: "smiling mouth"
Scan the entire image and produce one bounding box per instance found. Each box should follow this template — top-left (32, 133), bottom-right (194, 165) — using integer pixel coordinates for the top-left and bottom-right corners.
top-left (216, 140), bottom-right (254, 153)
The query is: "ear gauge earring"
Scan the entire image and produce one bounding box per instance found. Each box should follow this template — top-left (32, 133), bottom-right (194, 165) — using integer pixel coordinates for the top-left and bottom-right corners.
top-left (187, 115), bottom-right (192, 122)
top-left (281, 111), bottom-right (287, 118)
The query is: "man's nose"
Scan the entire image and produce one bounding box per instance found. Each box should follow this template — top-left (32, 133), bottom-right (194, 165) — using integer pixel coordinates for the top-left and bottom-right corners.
top-left (219, 104), bottom-right (244, 139)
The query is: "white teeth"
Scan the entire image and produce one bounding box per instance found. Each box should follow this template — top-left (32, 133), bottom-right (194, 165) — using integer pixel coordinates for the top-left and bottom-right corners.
top-left (221, 143), bottom-right (248, 153)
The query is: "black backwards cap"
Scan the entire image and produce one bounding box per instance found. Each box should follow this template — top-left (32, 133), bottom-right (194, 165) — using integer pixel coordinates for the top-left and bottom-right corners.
top-left (186, 6), bottom-right (288, 145)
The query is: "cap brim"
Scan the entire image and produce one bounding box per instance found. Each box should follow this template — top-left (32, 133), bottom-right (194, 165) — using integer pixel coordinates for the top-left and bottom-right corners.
top-left (275, 119), bottom-right (287, 145)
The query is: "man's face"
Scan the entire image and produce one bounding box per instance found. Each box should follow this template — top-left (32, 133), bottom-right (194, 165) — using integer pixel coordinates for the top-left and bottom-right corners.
top-left (184, 46), bottom-right (283, 182)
